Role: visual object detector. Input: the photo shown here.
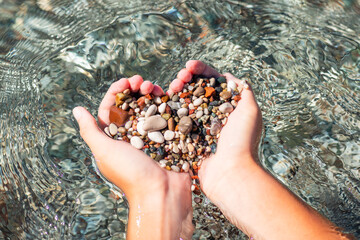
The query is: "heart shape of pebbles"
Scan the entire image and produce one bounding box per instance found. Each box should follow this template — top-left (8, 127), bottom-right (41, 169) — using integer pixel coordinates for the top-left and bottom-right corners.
top-left (104, 76), bottom-right (247, 174)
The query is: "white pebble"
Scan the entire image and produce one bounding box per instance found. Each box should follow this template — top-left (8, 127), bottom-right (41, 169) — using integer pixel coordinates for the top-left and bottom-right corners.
top-left (177, 108), bottom-right (189, 118)
top-left (188, 103), bottom-right (195, 110)
top-left (122, 102), bottom-right (129, 110)
top-left (204, 108), bottom-right (209, 115)
top-left (136, 121), bottom-right (147, 136)
top-left (104, 127), bottom-right (111, 137)
top-left (109, 123), bottom-right (118, 136)
top-left (154, 96), bottom-right (162, 105)
top-left (171, 166), bottom-right (180, 172)
top-left (182, 162), bottom-right (190, 172)
top-left (196, 110), bottom-right (204, 119)
top-left (125, 121), bottom-right (133, 130)
top-left (148, 131), bottom-right (165, 143)
top-left (145, 104), bottom-right (157, 117)
top-left (193, 98), bottom-right (203, 107)
top-left (164, 130), bottom-right (175, 141)
top-left (130, 136), bottom-right (144, 149)
top-left (227, 80), bottom-right (237, 92)
top-left (158, 103), bottom-right (167, 114)
top-left (173, 144), bottom-right (179, 153)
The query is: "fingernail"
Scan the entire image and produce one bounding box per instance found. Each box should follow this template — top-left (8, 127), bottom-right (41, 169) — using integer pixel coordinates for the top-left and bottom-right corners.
top-left (72, 107), bottom-right (82, 121)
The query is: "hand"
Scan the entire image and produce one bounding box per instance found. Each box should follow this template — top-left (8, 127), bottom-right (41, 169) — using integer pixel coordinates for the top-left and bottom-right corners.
top-left (168, 60), bottom-right (263, 199)
top-left (73, 76), bottom-right (193, 240)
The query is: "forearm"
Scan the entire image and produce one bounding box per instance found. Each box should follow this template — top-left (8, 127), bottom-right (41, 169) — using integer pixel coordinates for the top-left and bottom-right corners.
top-left (202, 156), bottom-right (349, 240)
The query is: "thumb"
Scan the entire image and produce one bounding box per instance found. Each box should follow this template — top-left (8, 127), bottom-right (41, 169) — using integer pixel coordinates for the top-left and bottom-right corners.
top-left (73, 106), bottom-right (112, 157)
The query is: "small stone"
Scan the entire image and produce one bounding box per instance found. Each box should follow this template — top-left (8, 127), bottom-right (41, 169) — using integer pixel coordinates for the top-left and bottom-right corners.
top-left (161, 95), bottom-right (169, 103)
top-left (216, 76), bottom-right (227, 84)
top-left (188, 103), bottom-right (195, 110)
top-left (168, 117), bottom-right (175, 131)
top-left (177, 108), bottom-right (189, 118)
top-left (158, 103), bottom-right (167, 114)
top-left (104, 127), bottom-right (111, 137)
top-left (182, 162), bottom-right (190, 172)
top-left (109, 123), bottom-right (118, 136)
top-left (210, 118), bottom-right (221, 136)
top-left (179, 116), bottom-right (193, 135)
top-left (143, 115), bottom-right (168, 131)
top-left (118, 127), bottom-right (127, 134)
top-left (136, 121), bottom-right (147, 136)
top-left (171, 165), bottom-right (180, 172)
top-left (109, 106), bottom-right (129, 127)
top-left (196, 110), bottom-right (204, 119)
top-left (172, 95), bottom-right (179, 102)
top-left (219, 91), bottom-right (232, 100)
top-left (173, 144), bottom-right (179, 153)
top-left (145, 104), bottom-right (157, 118)
top-left (204, 87), bottom-right (215, 97)
top-left (187, 143), bottom-right (195, 152)
top-left (167, 101), bottom-right (181, 110)
top-left (125, 120), bottom-right (133, 130)
top-left (227, 80), bottom-right (237, 92)
top-left (193, 87), bottom-right (205, 97)
top-left (193, 98), bottom-right (203, 107)
top-left (148, 131), bottom-right (165, 143)
top-left (204, 108), bottom-right (209, 115)
top-left (219, 102), bottom-right (234, 113)
top-left (130, 136), bottom-right (144, 149)
top-left (161, 113), bottom-right (171, 120)
top-left (122, 102), bottom-right (129, 110)
top-left (164, 130), bottom-right (175, 141)
top-left (154, 96), bottom-right (162, 105)
top-left (210, 77), bottom-right (216, 86)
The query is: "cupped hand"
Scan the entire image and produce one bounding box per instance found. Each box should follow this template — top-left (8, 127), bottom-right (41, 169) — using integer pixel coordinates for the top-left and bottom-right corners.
top-left (168, 60), bottom-right (263, 199)
top-left (73, 76), bottom-right (193, 239)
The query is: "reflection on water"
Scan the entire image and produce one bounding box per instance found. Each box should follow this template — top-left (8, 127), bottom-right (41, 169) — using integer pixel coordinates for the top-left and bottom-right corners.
top-left (1, 0), bottom-right (360, 238)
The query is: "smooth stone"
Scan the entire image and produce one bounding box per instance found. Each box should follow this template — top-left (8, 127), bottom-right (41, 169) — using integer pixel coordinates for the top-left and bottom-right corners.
top-left (227, 80), bottom-right (237, 91)
top-left (193, 87), bottom-right (205, 97)
top-left (137, 121), bottom-right (147, 136)
top-left (164, 130), bottom-right (175, 141)
top-left (109, 123), bottom-right (118, 136)
top-left (158, 103), bottom-right (167, 114)
top-left (220, 91), bottom-right (232, 100)
top-left (145, 104), bottom-right (157, 118)
top-left (193, 98), bottom-right (203, 107)
top-left (173, 144), bottom-right (180, 153)
top-left (143, 115), bottom-right (167, 131)
top-left (210, 77), bottom-right (216, 86)
top-left (122, 102), bottom-right (129, 110)
top-left (125, 120), bottom-right (133, 130)
top-left (177, 108), bottom-right (189, 118)
top-left (196, 110), bottom-right (204, 119)
top-left (118, 127), bottom-right (127, 134)
top-left (179, 116), bottom-right (193, 135)
top-left (148, 131), bottom-right (165, 143)
top-left (172, 95), bottom-right (179, 102)
top-left (187, 143), bottom-right (195, 152)
top-left (130, 136), bottom-right (144, 149)
top-left (182, 162), bottom-right (190, 172)
top-left (154, 96), bottom-right (162, 105)
top-left (210, 118), bottom-right (221, 136)
top-left (104, 127), bottom-right (111, 137)
top-left (219, 102), bottom-right (234, 113)
top-left (167, 101), bottom-right (182, 110)
top-left (216, 76), bottom-right (227, 84)
top-left (109, 106), bottom-right (129, 127)
top-left (204, 108), bottom-right (209, 115)
top-left (171, 165), bottom-right (180, 172)
top-left (168, 117), bottom-right (175, 131)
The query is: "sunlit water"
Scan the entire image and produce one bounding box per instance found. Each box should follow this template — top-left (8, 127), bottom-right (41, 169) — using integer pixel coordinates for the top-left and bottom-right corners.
top-left (0, 0), bottom-right (359, 239)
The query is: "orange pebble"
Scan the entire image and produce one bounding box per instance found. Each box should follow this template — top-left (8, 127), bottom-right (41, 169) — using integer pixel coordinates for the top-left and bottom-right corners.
top-left (234, 95), bottom-right (241, 102)
top-left (109, 106), bottom-right (129, 127)
top-left (204, 87), bottom-right (215, 97)
top-left (180, 92), bottom-right (191, 98)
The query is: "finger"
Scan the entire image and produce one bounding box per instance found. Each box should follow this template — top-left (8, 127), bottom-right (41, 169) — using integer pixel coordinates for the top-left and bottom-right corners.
top-left (73, 106), bottom-right (113, 158)
top-left (152, 84), bottom-right (165, 96)
top-left (185, 60), bottom-right (221, 78)
top-left (169, 78), bottom-right (184, 93)
top-left (98, 78), bottom-right (130, 128)
top-left (177, 68), bottom-right (192, 83)
top-left (128, 75), bottom-right (144, 92)
top-left (139, 80), bottom-right (154, 95)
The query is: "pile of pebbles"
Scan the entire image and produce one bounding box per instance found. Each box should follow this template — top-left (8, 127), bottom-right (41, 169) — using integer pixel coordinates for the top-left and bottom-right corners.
top-left (104, 76), bottom-right (247, 177)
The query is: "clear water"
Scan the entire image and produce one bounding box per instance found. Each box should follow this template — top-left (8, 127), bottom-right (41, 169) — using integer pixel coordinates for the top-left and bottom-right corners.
top-left (1, 0), bottom-right (360, 239)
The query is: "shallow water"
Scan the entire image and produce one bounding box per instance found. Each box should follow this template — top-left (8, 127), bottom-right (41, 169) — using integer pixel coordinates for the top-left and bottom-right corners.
top-left (0, 0), bottom-right (360, 239)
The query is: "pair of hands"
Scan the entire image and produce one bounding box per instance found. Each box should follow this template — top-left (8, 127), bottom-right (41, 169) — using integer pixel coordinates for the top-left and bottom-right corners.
top-left (73, 60), bottom-right (262, 239)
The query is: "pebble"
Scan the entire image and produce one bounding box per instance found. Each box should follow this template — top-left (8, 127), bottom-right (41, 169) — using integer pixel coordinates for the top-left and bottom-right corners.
top-left (104, 127), bottom-right (111, 137)
top-left (143, 115), bottom-right (167, 131)
top-left (145, 104), bottom-right (157, 117)
top-left (227, 80), bottom-right (237, 92)
top-left (158, 103), bottom-right (167, 114)
top-left (193, 98), bottom-right (203, 107)
top-left (196, 110), bottom-right (204, 118)
top-left (130, 136), bottom-right (144, 149)
top-left (220, 91), bottom-right (232, 100)
top-left (179, 116), bottom-right (193, 134)
top-left (177, 108), bottom-right (189, 118)
top-left (122, 102), bottom-right (129, 110)
top-left (204, 87), bottom-right (215, 97)
top-left (193, 86), bottom-right (205, 97)
top-left (168, 117), bottom-right (175, 131)
top-left (148, 131), bottom-right (165, 143)
top-left (173, 144), bottom-right (180, 153)
top-left (210, 78), bottom-right (216, 86)
top-left (136, 121), bottom-right (147, 136)
top-left (125, 120), bottom-right (133, 130)
top-left (217, 76), bottom-right (227, 84)
top-left (109, 123), bottom-right (118, 136)
top-left (167, 101), bottom-right (181, 110)
top-left (210, 118), bottom-right (221, 136)
top-left (109, 106), bottom-right (129, 127)
top-left (171, 165), bottom-right (180, 172)
top-left (187, 143), bottom-right (195, 152)
top-left (154, 96), bottom-right (162, 105)
top-left (164, 130), bottom-right (175, 141)
top-left (172, 95), bottom-right (179, 102)
top-left (219, 102), bottom-right (234, 113)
